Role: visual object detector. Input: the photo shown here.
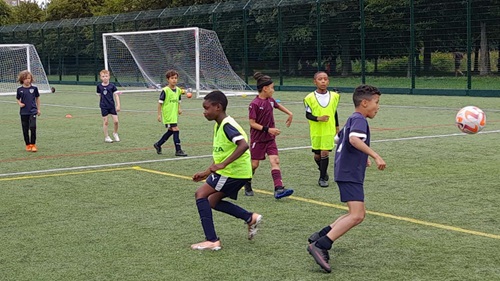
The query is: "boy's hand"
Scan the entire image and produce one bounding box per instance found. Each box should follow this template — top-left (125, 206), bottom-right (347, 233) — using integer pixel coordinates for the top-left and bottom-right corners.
top-left (157, 115), bottom-right (162, 122)
top-left (374, 156), bottom-right (386, 170)
top-left (19, 103), bottom-right (25, 108)
top-left (178, 108), bottom-right (182, 115)
top-left (317, 115), bottom-right (330, 122)
top-left (116, 106), bottom-right (121, 112)
top-left (269, 128), bottom-right (281, 136)
top-left (37, 109), bottom-right (41, 116)
top-left (193, 171), bottom-right (210, 182)
top-left (285, 115), bottom-right (293, 127)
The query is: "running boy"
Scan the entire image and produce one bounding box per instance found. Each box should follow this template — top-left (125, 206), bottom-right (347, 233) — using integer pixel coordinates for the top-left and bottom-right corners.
top-left (304, 71), bottom-right (340, 187)
top-left (191, 90), bottom-right (262, 251)
top-left (16, 70), bottom-right (41, 152)
top-left (306, 85), bottom-right (386, 273)
top-left (96, 69), bottom-right (121, 143)
top-left (243, 72), bottom-right (294, 199)
top-left (153, 69), bottom-right (187, 157)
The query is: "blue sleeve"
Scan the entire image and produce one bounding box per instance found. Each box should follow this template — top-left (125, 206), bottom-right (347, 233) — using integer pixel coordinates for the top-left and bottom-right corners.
top-left (223, 123), bottom-right (242, 142)
top-left (96, 85), bottom-right (100, 94)
top-left (34, 87), bottom-right (40, 97)
top-left (159, 90), bottom-right (166, 102)
top-left (16, 88), bottom-right (21, 100)
top-left (112, 84), bottom-right (118, 93)
top-left (351, 116), bottom-right (368, 135)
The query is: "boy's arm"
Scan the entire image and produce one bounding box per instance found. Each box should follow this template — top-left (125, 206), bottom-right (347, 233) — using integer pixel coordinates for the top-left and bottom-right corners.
top-left (193, 162), bottom-right (214, 182)
top-left (250, 118), bottom-right (280, 136)
top-left (349, 136), bottom-right (386, 170)
top-left (157, 103), bottom-right (162, 122)
top-left (114, 93), bottom-right (121, 112)
top-left (36, 96), bottom-right (41, 115)
top-left (277, 104), bottom-right (293, 127)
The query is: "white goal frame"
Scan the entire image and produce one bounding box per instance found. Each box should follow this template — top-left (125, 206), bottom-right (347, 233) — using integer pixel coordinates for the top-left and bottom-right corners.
top-left (0, 44), bottom-right (51, 96)
top-left (102, 27), bottom-right (254, 98)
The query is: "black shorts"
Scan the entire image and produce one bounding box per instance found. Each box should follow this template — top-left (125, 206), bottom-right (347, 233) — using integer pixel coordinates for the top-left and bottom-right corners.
top-left (206, 173), bottom-right (251, 200)
top-left (337, 181), bottom-right (364, 202)
top-left (165, 123), bottom-right (178, 129)
top-left (101, 107), bottom-right (117, 117)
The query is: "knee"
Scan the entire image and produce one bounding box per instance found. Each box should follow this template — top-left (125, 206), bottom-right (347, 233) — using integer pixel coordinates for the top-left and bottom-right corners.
top-left (103, 120), bottom-right (109, 126)
top-left (350, 213), bottom-right (365, 226)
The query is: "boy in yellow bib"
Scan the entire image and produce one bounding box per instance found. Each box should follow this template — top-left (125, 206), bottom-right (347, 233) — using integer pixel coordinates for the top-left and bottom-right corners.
top-left (304, 72), bottom-right (340, 187)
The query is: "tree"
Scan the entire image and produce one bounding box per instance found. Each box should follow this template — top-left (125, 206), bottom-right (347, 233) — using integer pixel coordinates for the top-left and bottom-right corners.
top-left (0, 0), bottom-right (11, 25)
top-left (10, 2), bottom-right (45, 24)
top-left (46, 0), bottom-right (103, 21)
top-left (93, 0), bottom-right (169, 15)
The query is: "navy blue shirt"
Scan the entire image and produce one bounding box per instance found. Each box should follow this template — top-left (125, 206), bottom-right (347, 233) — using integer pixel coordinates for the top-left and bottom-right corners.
top-left (16, 85), bottom-right (40, 115)
top-left (334, 112), bottom-right (370, 183)
top-left (97, 83), bottom-right (118, 109)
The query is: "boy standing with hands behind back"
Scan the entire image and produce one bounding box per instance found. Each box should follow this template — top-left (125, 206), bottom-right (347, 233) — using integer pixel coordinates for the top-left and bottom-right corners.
top-left (153, 69), bottom-right (187, 157)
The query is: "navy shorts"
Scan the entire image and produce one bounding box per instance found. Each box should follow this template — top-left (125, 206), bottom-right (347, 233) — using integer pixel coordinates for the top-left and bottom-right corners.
top-left (250, 139), bottom-right (278, 160)
top-left (337, 181), bottom-right (364, 202)
top-left (206, 173), bottom-right (251, 200)
top-left (165, 123), bottom-right (178, 129)
top-left (101, 107), bottom-right (117, 117)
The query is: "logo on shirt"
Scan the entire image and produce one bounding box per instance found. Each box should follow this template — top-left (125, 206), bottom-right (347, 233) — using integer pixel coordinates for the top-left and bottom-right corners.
top-left (213, 146), bottom-right (224, 152)
top-left (103, 89), bottom-right (108, 95)
top-left (29, 89), bottom-right (34, 94)
top-left (270, 102), bottom-right (274, 107)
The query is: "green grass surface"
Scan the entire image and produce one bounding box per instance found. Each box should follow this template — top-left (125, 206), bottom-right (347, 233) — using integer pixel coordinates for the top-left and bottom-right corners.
top-left (1, 85), bottom-right (500, 280)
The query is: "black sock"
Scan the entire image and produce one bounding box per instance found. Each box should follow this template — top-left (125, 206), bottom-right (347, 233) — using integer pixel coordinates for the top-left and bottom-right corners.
top-left (319, 156), bottom-right (329, 179)
top-left (173, 131), bottom-right (181, 151)
top-left (319, 225), bottom-right (332, 237)
top-left (315, 235), bottom-right (333, 250)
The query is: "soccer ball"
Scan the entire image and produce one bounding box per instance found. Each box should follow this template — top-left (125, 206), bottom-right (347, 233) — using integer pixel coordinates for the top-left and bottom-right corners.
top-left (455, 106), bottom-right (486, 134)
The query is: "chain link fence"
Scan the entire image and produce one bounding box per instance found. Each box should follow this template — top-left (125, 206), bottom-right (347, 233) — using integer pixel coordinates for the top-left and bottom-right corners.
top-left (0, 0), bottom-right (498, 96)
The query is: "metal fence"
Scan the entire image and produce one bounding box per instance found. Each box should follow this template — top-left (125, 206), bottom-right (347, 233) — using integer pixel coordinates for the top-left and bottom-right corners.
top-left (0, 0), bottom-right (499, 96)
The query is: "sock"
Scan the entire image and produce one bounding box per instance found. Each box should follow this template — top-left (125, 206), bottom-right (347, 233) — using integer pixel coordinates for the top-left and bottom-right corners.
top-left (157, 130), bottom-right (173, 146)
top-left (245, 180), bottom-right (252, 190)
top-left (214, 200), bottom-right (252, 222)
top-left (271, 169), bottom-right (283, 190)
top-left (319, 225), bottom-right (332, 237)
top-left (319, 156), bottom-right (329, 179)
top-left (315, 235), bottom-right (333, 250)
top-left (315, 157), bottom-right (321, 169)
top-left (196, 198), bottom-right (218, 242)
top-left (173, 131), bottom-right (181, 151)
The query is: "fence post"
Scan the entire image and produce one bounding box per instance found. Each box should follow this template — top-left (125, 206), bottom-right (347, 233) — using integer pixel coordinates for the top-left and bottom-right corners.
top-left (466, 0), bottom-right (472, 94)
top-left (360, 0), bottom-right (366, 84)
top-left (410, 0), bottom-right (415, 94)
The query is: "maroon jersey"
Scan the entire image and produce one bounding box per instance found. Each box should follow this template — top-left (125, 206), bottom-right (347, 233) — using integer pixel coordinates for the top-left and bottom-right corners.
top-left (248, 96), bottom-right (279, 143)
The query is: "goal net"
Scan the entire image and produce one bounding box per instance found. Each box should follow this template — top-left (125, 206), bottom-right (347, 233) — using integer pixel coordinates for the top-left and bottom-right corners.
top-left (103, 27), bottom-right (253, 97)
top-left (0, 44), bottom-right (51, 96)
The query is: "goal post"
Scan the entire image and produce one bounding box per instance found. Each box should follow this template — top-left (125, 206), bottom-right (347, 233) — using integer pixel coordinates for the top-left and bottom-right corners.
top-left (102, 27), bottom-right (253, 98)
top-left (0, 44), bottom-right (51, 96)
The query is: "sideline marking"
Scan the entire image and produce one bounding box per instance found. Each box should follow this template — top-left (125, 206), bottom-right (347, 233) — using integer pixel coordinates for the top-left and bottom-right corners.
top-left (2, 164), bottom-right (499, 240)
top-left (132, 167), bottom-right (500, 240)
top-left (0, 167), bottom-right (134, 181)
top-left (2, 130), bottom-right (499, 178)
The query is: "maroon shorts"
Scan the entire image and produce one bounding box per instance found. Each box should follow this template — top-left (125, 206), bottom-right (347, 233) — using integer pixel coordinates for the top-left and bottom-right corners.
top-left (250, 139), bottom-right (278, 160)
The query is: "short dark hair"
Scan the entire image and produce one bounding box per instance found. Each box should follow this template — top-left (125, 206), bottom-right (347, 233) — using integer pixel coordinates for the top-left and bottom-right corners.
top-left (204, 90), bottom-right (228, 111)
top-left (165, 69), bottom-right (179, 79)
top-left (353, 84), bottom-right (381, 107)
top-left (253, 72), bottom-right (273, 92)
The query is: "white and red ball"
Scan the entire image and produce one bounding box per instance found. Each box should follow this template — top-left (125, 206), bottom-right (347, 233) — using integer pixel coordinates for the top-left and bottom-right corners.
top-left (455, 106), bottom-right (486, 134)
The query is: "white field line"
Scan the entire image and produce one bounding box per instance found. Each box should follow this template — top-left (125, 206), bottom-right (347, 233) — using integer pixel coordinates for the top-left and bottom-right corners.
top-left (1, 130), bottom-right (499, 178)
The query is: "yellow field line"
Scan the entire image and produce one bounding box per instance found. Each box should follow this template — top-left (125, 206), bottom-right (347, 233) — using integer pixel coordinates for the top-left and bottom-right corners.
top-left (0, 167), bottom-right (134, 181)
top-left (135, 166), bottom-right (500, 240)
top-left (4, 165), bottom-right (499, 240)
